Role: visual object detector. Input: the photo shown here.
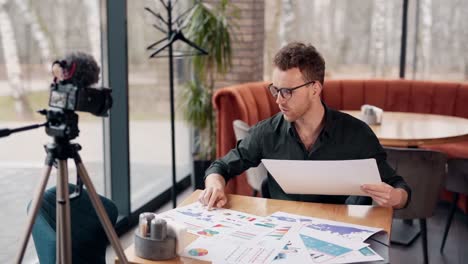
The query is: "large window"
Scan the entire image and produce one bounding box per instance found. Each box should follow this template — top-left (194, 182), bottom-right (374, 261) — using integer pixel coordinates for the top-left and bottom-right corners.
top-left (264, 0), bottom-right (467, 82)
top-left (0, 1), bottom-right (105, 262)
top-left (127, 0), bottom-right (192, 210)
top-left (405, 0), bottom-right (468, 81)
top-left (264, 0), bottom-right (403, 80)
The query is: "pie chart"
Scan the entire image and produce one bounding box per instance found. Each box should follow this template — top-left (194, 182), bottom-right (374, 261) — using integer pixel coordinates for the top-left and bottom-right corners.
top-left (188, 248), bottom-right (209, 256)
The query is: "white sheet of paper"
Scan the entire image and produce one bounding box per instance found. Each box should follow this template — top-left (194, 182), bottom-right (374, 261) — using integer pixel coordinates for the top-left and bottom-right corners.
top-left (220, 223), bottom-right (300, 264)
top-left (261, 159), bottom-right (381, 196)
top-left (221, 242), bottom-right (285, 264)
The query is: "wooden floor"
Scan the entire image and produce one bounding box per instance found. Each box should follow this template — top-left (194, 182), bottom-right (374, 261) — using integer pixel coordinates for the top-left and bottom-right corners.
top-left (108, 192), bottom-right (467, 264)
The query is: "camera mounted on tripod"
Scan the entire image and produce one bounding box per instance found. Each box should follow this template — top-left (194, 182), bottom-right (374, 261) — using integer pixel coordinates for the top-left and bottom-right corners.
top-left (42, 52), bottom-right (113, 140)
top-left (3, 52), bottom-right (129, 264)
top-left (0, 52), bottom-right (112, 141)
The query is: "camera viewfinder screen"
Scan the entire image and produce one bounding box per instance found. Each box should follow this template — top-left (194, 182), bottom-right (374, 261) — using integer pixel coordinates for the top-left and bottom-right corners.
top-left (49, 90), bottom-right (68, 108)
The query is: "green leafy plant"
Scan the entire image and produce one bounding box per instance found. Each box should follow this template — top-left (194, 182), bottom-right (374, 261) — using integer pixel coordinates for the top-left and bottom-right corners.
top-left (181, 0), bottom-right (237, 160)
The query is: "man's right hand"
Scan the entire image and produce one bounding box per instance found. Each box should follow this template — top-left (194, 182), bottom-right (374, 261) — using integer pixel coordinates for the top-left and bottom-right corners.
top-left (198, 173), bottom-right (228, 210)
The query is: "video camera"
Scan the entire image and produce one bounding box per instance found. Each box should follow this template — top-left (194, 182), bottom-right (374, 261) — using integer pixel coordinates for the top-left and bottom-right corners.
top-left (0, 52), bottom-right (112, 140)
top-left (43, 52), bottom-right (112, 139)
top-left (49, 82), bottom-right (112, 117)
top-left (48, 52), bottom-right (112, 117)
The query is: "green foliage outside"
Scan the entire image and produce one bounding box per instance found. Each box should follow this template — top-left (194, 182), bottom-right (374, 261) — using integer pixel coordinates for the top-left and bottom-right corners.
top-left (0, 84), bottom-right (184, 122)
top-left (181, 0), bottom-right (237, 160)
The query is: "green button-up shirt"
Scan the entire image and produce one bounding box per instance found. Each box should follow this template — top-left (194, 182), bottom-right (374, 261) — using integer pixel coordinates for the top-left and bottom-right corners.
top-left (206, 103), bottom-right (411, 205)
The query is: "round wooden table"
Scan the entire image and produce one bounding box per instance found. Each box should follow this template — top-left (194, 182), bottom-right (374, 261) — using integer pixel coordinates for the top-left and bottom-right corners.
top-left (345, 110), bottom-right (468, 246)
top-left (344, 111), bottom-right (468, 147)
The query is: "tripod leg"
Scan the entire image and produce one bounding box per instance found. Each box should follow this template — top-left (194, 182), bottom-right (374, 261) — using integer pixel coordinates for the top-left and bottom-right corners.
top-left (15, 165), bottom-right (53, 264)
top-left (75, 160), bottom-right (129, 264)
top-left (56, 160), bottom-right (72, 264)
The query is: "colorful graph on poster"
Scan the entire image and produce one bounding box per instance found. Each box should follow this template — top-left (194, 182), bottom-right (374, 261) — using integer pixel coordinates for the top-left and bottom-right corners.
top-left (305, 223), bottom-right (374, 240)
top-left (176, 208), bottom-right (216, 222)
top-left (188, 248), bottom-right (209, 257)
top-left (300, 234), bottom-right (352, 257)
top-left (268, 211), bottom-right (381, 242)
top-left (266, 226), bottom-right (292, 240)
top-left (197, 229), bottom-right (220, 237)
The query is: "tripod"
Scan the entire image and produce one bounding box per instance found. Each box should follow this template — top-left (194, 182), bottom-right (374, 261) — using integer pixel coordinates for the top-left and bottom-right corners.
top-left (1, 114), bottom-right (129, 263)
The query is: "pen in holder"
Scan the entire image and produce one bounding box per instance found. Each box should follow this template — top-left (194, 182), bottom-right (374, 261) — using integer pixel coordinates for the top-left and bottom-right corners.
top-left (138, 212), bottom-right (154, 237)
top-left (135, 213), bottom-right (176, 260)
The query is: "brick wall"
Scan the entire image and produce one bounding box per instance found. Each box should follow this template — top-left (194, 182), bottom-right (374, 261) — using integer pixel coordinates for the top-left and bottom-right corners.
top-left (205, 0), bottom-right (265, 89)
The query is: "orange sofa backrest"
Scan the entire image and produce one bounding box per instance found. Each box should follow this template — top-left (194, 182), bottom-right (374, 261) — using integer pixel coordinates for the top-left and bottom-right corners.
top-left (213, 81), bottom-right (277, 158)
top-left (322, 79), bottom-right (468, 117)
top-left (213, 79), bottom-right (468, 159)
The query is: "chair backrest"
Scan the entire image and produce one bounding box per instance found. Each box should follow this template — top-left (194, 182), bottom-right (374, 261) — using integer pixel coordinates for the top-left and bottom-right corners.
top-left (213, 81), bottom-right (276, 159)
top-left (384, 147), bottom-right (447, 219)
top-left (232, 119), bottom-right (268, 191)
top-left (446, 159), bottom-right (468, 195)
top-left (31, 184), bottom-right (118, 264)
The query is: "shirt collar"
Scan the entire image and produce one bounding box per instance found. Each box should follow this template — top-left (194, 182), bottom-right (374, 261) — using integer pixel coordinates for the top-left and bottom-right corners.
top-left (321, 102), bottom-right (334, 138)
top-left (285, 100), bottom-right (333, 139)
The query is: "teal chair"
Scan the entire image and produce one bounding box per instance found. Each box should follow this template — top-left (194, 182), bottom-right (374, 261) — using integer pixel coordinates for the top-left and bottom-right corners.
top-left (29, 184), bottom-right (118, 264)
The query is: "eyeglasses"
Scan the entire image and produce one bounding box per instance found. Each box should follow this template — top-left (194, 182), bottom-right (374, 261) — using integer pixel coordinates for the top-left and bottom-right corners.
top-left (267, 81), bottom-right (315, 100)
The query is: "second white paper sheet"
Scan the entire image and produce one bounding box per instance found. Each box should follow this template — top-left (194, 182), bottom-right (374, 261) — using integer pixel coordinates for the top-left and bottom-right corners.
top-left (261, 159), bottom-right (381, 196)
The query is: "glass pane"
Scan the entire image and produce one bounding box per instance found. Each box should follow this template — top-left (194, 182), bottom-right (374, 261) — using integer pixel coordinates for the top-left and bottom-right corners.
top-left (0, 1), bottom-right (105, 262)
top-left (406, 0), bottom-right (468, 81)
top-left (128, 0), bottom-right (192, 210)
top-left (264, 0), bottom-right (403, 80)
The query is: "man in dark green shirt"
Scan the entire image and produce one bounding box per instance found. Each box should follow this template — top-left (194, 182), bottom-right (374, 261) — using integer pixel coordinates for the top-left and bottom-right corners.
top-left (199, 42), bottom-right (411, 210)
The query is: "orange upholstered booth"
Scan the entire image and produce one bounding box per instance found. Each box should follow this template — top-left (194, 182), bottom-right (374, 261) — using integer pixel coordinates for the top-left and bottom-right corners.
top-left (212, 79), bottom-right (468, 212)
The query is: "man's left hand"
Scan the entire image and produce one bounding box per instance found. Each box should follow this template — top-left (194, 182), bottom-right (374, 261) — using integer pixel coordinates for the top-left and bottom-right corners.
top-left (361, 183), bottom-right (408, 209)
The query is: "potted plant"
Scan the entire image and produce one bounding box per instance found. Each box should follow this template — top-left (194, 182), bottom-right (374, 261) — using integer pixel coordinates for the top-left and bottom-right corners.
top-left (181, 0), bottom-right (236, 189)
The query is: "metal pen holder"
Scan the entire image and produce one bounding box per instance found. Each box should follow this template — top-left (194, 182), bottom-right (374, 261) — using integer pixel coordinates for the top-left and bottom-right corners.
top-left (134, 213), bottom-right (177, 260)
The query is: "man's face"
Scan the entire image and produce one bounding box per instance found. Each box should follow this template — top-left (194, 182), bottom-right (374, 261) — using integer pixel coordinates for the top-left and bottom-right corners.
top-left (271, 67), bottom-right (316, 122)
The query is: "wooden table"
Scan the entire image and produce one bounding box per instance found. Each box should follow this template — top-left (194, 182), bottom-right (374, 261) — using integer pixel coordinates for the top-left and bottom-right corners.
top-left (344, 111), bottom-right (468, 147)
top-left (117, 190), bottom-right (393, 264)
top-left (345, 111), bottom-right (468, 245)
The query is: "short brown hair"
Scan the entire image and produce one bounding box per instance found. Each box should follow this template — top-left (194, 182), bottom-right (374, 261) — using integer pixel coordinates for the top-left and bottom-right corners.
top-left (273, 42), bottom-right (325, 85)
